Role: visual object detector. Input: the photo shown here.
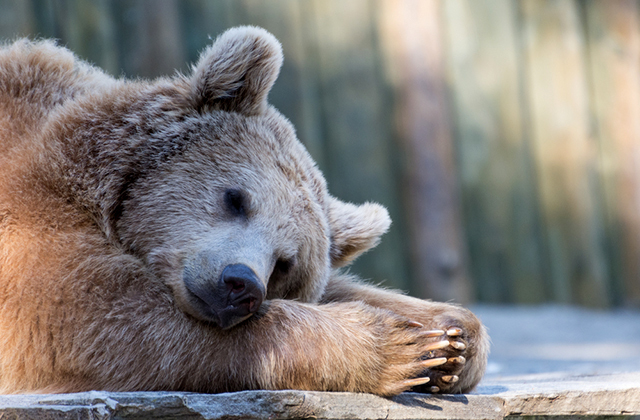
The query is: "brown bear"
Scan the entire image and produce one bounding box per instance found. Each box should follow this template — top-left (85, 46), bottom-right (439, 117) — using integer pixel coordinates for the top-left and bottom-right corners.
top-left (0, 26), bottom-right (488, 396)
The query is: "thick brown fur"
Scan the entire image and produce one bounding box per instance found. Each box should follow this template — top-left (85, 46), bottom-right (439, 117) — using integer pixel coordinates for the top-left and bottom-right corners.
top-left (0, 27), bottom-right (488, 396)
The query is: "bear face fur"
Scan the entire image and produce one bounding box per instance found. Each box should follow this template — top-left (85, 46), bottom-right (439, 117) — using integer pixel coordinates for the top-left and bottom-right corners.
top-left (0, 27), bottom-right (488, 396)
top-left (118, 108), bottom-right (334, 328)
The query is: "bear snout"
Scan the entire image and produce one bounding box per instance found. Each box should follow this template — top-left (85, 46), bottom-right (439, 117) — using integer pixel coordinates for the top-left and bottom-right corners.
top-left (183, 262), bottom-right (266, 329)
top-left (220, 263), bottom-right (265, 315)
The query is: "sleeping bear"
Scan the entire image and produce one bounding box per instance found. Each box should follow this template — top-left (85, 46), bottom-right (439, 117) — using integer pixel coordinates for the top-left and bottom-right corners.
top-left (0, 26), bottom-right (488, 396)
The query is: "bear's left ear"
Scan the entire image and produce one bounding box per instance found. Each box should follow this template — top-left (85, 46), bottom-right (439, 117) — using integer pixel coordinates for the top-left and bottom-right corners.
top-left (188, 26), bottom-right (283, 115)
top-left (328, 197), bottom-right (391, 268)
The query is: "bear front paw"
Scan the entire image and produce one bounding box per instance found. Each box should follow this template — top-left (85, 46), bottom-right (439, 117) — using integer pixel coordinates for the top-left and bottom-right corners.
top-left (367, 317), bottom-right (460, 396)
top-left (408, 316), bottom-right (492, 395)
top-left (409, 326), bottom-right (469, 393)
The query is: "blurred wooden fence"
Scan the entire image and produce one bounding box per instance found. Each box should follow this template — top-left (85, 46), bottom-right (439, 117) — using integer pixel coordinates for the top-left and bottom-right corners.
top-left (2, 0), bottom-right (640, 308)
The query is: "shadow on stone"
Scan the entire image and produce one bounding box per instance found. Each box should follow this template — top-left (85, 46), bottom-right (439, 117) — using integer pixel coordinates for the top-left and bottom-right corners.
top-left (393, 392), bottom-right (471, 410)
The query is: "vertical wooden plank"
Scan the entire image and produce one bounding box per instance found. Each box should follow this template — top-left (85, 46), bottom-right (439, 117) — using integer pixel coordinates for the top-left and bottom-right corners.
top-left (110, 0), bottom-right (185, 78)
top-left (28, 0), bottom-right (57, 39)
top-left (377, 0), bottom-right (470, 302)
top-left (443, 0), bottom-right (547, 303)
top-left (178, 0), bottom-right (233, 66)
top-left (0, 0), bottom-right (36, 39)
top-left (49, 0), bottom-right (118, 75)
top-left (520, 0), bottom-right (610, 306)
top-left (584, 0), bottom-right (640, 307)
top-left (309, 0), bottom-right (411, 292)
top-left (289, 0), bottom-right (328, 171)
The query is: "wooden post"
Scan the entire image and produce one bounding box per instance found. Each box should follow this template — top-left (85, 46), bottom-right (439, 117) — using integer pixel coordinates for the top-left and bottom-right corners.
top-left (520, 0), bottom-right (610, 307)
top-left (378, 0), bottom-right (471, 302)
top-left (443, 0), bottom-right (547, 303)
top-left (585, 0), bottom-right (640, 307)
top-left (49, 0), bottom-right (118, 75)
top-left (178, 0), bottom-right (233, 66)
top-left (309, 0), bottom-right (412, 292)
top-left (0, 0), bottom-right (35, 38)
top-left (110, 0), bottom-right (185, 78)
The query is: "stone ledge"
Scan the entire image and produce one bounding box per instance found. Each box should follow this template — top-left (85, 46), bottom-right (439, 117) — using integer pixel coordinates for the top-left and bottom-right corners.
top-left (3, 306), bottom-right (639, 419)
top-left (0, 372), bottom-right (638, 420)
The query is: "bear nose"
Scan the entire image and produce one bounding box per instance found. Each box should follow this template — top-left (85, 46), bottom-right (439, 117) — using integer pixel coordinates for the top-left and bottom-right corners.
top-left (184, 261), bottom-right (266, 329)
top-left (221, 264), bottom-right (264, 313)
top-left (216, 264), bottom-right (266, 328)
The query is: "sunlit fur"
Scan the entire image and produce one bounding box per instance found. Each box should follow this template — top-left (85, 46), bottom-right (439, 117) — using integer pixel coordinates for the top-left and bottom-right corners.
top-left (0, 27), bottom-right (488, 396)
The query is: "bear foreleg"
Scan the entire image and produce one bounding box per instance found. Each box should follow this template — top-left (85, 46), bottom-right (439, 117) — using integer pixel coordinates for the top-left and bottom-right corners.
top-left (320, 274), bottom-right (489, 394)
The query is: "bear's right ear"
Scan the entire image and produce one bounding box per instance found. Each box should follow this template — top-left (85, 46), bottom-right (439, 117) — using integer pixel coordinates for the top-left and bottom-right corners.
top-left (328, 197), bottom-right (392, 268)
top-left (188, 26), bottom-right (283, 115)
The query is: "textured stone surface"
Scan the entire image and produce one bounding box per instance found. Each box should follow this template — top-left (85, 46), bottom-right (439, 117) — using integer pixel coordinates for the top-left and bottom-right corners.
top-left (480, 372), bottom-right (640, 417)
top-left (0, 373), bottom-right (639, 420)
top-left (2, 306), bottom-right (639, 419)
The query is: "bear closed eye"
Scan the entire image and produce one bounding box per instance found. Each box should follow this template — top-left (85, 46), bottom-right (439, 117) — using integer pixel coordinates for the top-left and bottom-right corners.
top-left (224, 188), bottom-right (248, 218)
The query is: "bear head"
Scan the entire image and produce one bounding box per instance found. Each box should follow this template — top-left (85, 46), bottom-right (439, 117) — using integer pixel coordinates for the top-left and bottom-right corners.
top-left (112, 27), bottom-right (391, 329)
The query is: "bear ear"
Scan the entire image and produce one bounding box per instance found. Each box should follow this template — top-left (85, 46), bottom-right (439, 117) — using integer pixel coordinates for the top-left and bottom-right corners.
top-left (188, 26), bottom-right (283, 115)
top-left (328, 197), bottom-right (392, 268)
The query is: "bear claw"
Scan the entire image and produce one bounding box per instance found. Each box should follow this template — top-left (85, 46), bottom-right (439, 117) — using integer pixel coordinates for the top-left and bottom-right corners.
top-left (423, 340), bottom-right (450, 352)
top-left (420, 329), bottom-right (445, 338)
top-left (450, 341), bottom-right (466, 350)
top-left (448, 356), bottom-right (466, 364)
top-left (421, 357), bottom-right (447, 368)
top-left (442, 375), bottom-right (459, 383)
top-left (430, 386), bottom-right (440, 393)
top-left (446, 327), bottom-right (463, 336)
top-left (402, 377), bottom-right (431, 387)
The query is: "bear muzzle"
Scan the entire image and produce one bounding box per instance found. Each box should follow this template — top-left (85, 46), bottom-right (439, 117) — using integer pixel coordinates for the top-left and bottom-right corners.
top-left (183, 263), bottom-right (266, 329)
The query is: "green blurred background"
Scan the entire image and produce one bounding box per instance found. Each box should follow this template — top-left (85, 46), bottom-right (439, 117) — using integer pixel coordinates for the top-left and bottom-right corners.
top-left (2, 0), bottom-right (640, 308)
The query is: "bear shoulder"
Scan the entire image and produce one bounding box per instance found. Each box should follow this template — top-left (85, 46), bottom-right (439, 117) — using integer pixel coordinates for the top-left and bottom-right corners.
top-left (0, 39), bottom-right (111, 154)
